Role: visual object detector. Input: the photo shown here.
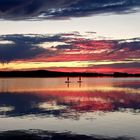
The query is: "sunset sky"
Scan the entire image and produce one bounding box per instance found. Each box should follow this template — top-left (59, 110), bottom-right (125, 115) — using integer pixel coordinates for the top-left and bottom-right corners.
top-left (0, 0), bottom-right (140, 73)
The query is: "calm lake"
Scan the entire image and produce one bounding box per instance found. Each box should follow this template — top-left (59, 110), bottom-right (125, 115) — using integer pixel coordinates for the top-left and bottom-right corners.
top-left (0, 77), bottom-right (140, 140)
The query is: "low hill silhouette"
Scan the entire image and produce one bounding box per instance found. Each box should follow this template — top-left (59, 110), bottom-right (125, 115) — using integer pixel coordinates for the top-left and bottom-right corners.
top-left (0, 70), bottom-right (139, 77)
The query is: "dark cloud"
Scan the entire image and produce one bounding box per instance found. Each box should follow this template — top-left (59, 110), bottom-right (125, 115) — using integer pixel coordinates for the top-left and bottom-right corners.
top-left (107, 38), bottom-right (140, 55)
top-left (0, 0), bottom-right (140, 20)
top-left (55, 44), bottom-right (74, 50)
top-left (0, 34), bottom-right (66, 63)
top-left (0, 33), bottom-right (140, 63)
top-left (0, 35), bottom-right (43, 63)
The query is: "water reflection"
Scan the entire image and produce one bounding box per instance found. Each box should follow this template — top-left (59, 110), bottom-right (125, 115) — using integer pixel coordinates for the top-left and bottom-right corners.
top-left (0, 130), bottom-right (135, 140)
top-left (0, 78), bottom-right (140, 139)
top-left (0, 89), bottom-right (140, 117)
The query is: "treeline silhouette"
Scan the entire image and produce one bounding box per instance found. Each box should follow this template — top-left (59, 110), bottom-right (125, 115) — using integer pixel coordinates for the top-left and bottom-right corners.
top-left (0, 70), bottom-right (139, 77)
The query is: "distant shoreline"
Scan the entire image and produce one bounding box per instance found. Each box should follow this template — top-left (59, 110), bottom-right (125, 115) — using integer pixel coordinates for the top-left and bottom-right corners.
top-left (0, 70), bottom-right (139, 78)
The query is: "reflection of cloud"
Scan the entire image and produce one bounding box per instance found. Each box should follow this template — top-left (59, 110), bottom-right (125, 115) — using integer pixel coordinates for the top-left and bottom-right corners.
top-left (0, 0), bottom-right (140, 20)
top-left (0, 87), bottom-right (140, 117)
top-left (38, 102), bottom-right (67, 111)
top-left (0, 130), bottom-right (134, 140)
top-left (0, 106), bottom-right (14, 112)
top-left (0, 40), bottom-right (14, 45)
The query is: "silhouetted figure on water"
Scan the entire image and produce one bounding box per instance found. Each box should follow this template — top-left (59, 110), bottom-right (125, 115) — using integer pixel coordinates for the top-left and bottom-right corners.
top-left (65, 77), bottom-right (71, 83)
top-left (77, 77), bottom-right (82, 83)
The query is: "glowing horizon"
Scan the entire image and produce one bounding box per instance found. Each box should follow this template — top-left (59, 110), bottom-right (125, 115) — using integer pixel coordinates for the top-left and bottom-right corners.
top-left (0, 32), bottom-right (139, 73)
top-left (0, 0), bottom-right (139, 73)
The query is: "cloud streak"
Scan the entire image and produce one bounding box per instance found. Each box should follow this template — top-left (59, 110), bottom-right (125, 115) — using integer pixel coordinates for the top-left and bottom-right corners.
top-left (0, 0), bottom-right (140, 20)
top-left (0, 33), bottom-right (139, 73)
top-left (0, 34), bottom-right (62, 63)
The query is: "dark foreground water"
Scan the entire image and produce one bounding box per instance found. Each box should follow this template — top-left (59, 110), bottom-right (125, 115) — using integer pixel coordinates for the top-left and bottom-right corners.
top-left (0, 77), bottom-right (140, 140)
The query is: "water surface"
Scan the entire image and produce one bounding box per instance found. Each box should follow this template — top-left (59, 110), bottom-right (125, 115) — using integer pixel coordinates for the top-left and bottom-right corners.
top-left (0, 77), bottom-right (140, 140)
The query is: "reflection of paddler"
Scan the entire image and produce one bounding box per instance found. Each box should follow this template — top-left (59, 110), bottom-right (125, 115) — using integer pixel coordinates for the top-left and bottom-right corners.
top-left (65, 77), bottom-right (71, 83)
top-left (77, 77), bottom-right (82, 83)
